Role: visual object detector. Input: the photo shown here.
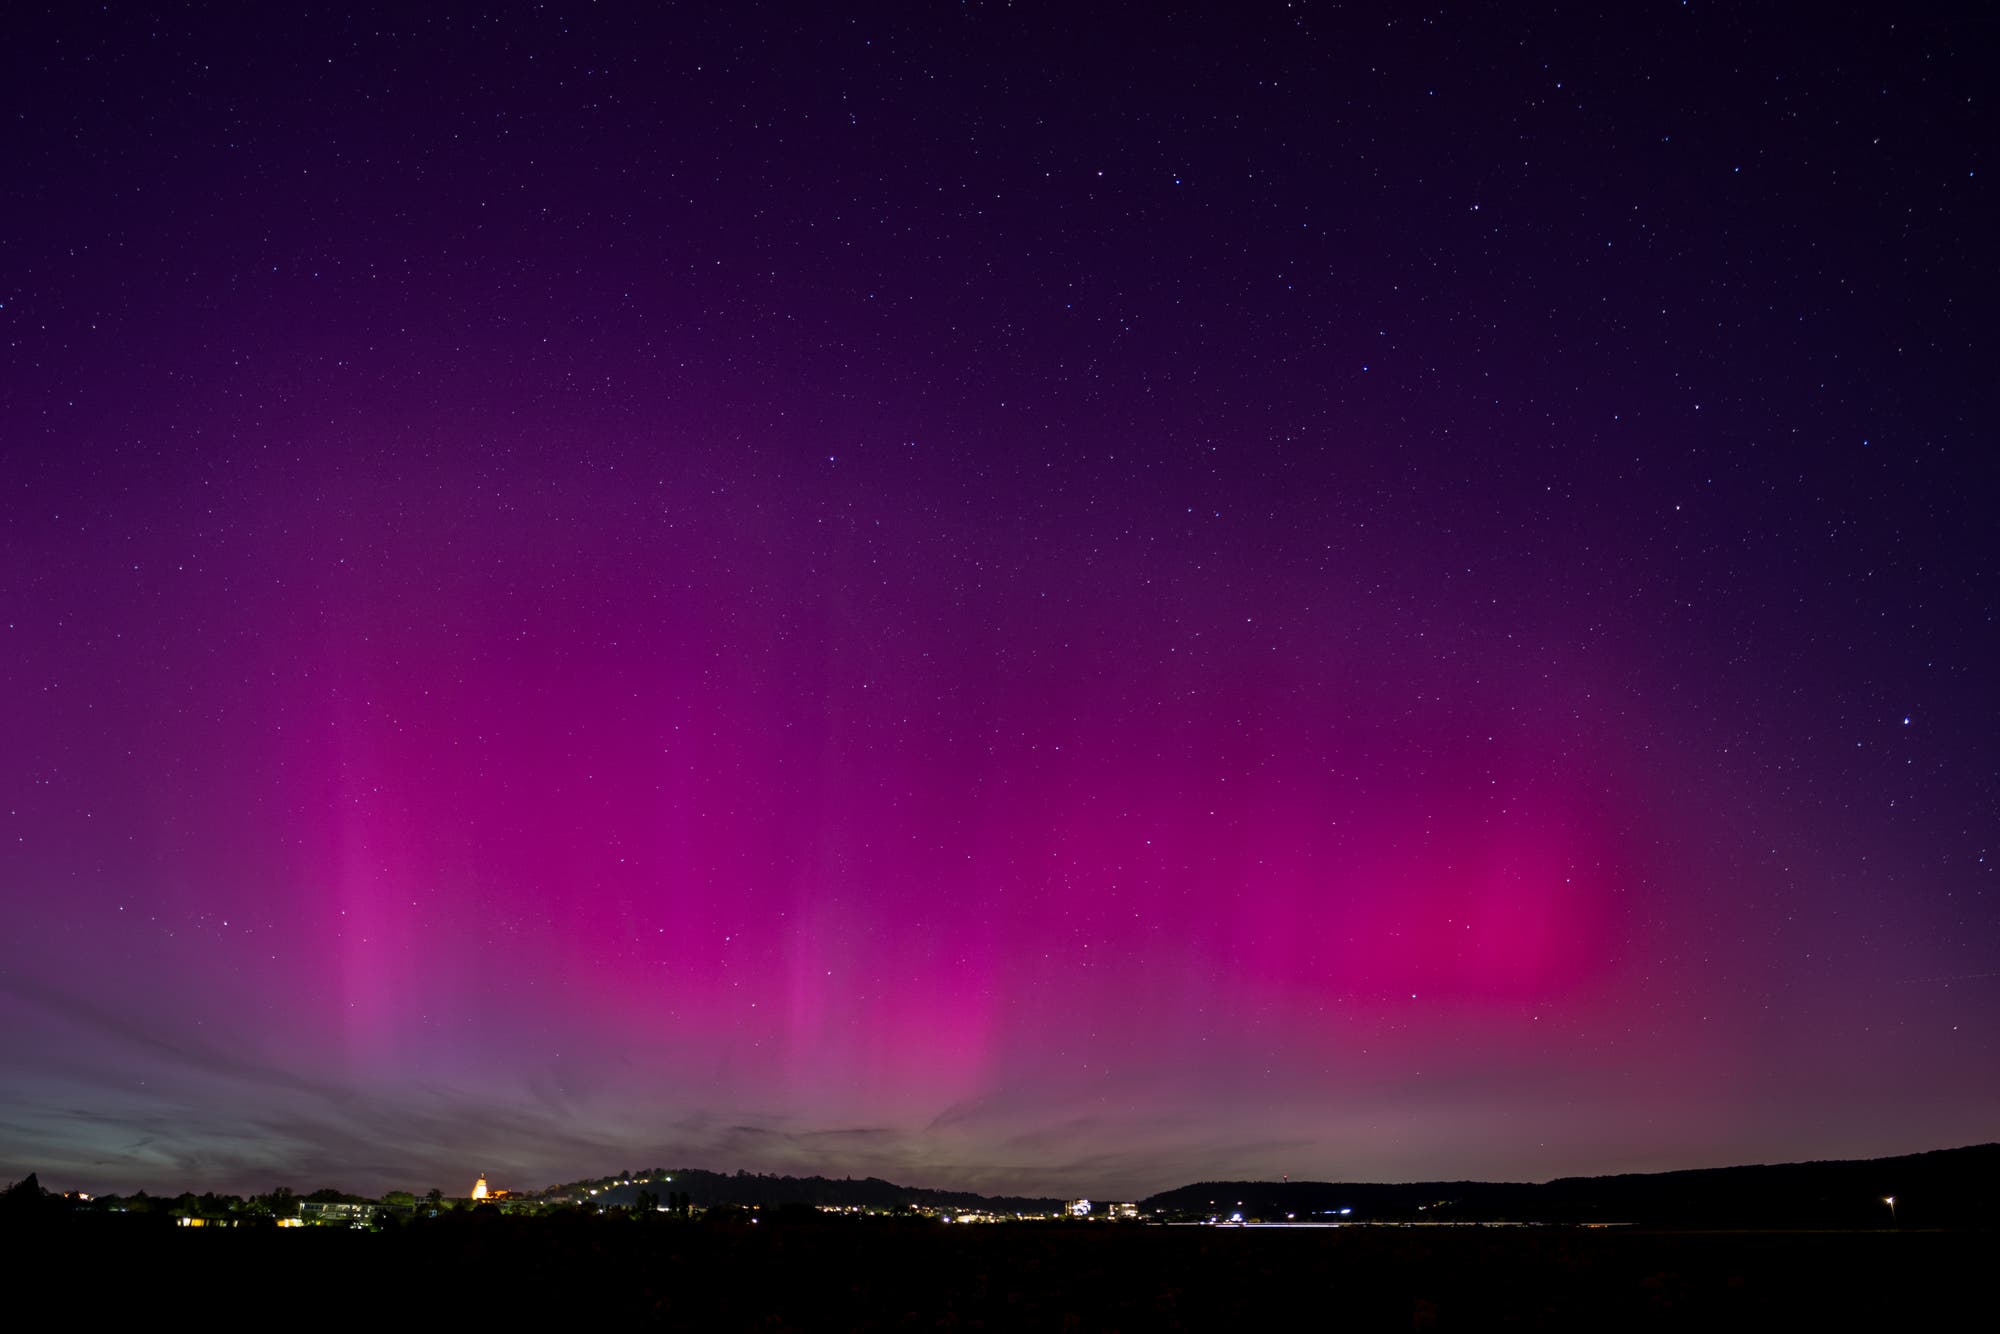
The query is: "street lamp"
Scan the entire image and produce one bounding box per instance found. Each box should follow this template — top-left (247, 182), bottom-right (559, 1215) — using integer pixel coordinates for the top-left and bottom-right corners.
top-left (1883, 1196), bottom-right (1896, 1225)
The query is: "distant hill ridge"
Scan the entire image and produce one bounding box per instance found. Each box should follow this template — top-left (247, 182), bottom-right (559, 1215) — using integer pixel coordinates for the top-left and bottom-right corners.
top-left (1144, 1143), bottom-right (2000, 1228)
top-left (546, 1167), bottom-right (1063, 1215)
top-left (553, 1144), bottom-right (1999, 1227)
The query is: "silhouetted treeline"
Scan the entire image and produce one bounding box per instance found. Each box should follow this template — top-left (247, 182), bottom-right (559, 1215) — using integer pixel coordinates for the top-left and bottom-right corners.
top-left (575, 1168), bottom-right (1063, 1216)
top-left (1146, 1143), bottom-right (2000, 1227)
top-left (13, 1141), bottom-right (1998, 1230)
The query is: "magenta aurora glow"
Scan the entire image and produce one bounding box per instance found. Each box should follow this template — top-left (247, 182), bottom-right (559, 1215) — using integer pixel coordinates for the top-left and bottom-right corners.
top-left (3, 5), bottom-right (1996, 1199)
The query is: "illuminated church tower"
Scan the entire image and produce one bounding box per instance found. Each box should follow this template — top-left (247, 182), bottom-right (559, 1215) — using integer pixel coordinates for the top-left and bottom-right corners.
top-left (471, 1174), bottom-right (489, 1201)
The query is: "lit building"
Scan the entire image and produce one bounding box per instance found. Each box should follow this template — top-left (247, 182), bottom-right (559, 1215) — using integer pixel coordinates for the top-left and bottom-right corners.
top-left (299, 1200), bottom-right (382, 1226)
top-left (1067, 1198), bottom-right (1092, 1217)
top-left (471, 1174), bottom-right (489, 1201)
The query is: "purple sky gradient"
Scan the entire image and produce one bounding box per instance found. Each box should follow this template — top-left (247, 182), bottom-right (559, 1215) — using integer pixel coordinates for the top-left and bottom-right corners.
top-left (3, 3), bottom-right (1996, 1199)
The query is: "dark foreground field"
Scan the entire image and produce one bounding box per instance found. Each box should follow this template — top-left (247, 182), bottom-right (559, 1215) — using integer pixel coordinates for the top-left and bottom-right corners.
top-left (16, 1217), bottom-right (1988, 1329)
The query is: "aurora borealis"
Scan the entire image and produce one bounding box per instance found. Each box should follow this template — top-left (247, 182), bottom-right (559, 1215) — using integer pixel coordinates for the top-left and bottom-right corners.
top-left (3, 4), bottom-right (1995, 1199)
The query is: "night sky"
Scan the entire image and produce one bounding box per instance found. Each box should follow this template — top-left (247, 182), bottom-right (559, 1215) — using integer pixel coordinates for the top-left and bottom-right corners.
top-left (3, 4), bottom-right (1995, 1200)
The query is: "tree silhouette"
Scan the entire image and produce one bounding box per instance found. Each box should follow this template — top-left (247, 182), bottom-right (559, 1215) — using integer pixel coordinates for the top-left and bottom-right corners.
top-left (1, 1173), bottom-right (56, 1225)
top-left (254, 1187), bottom-right (299, 1218)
